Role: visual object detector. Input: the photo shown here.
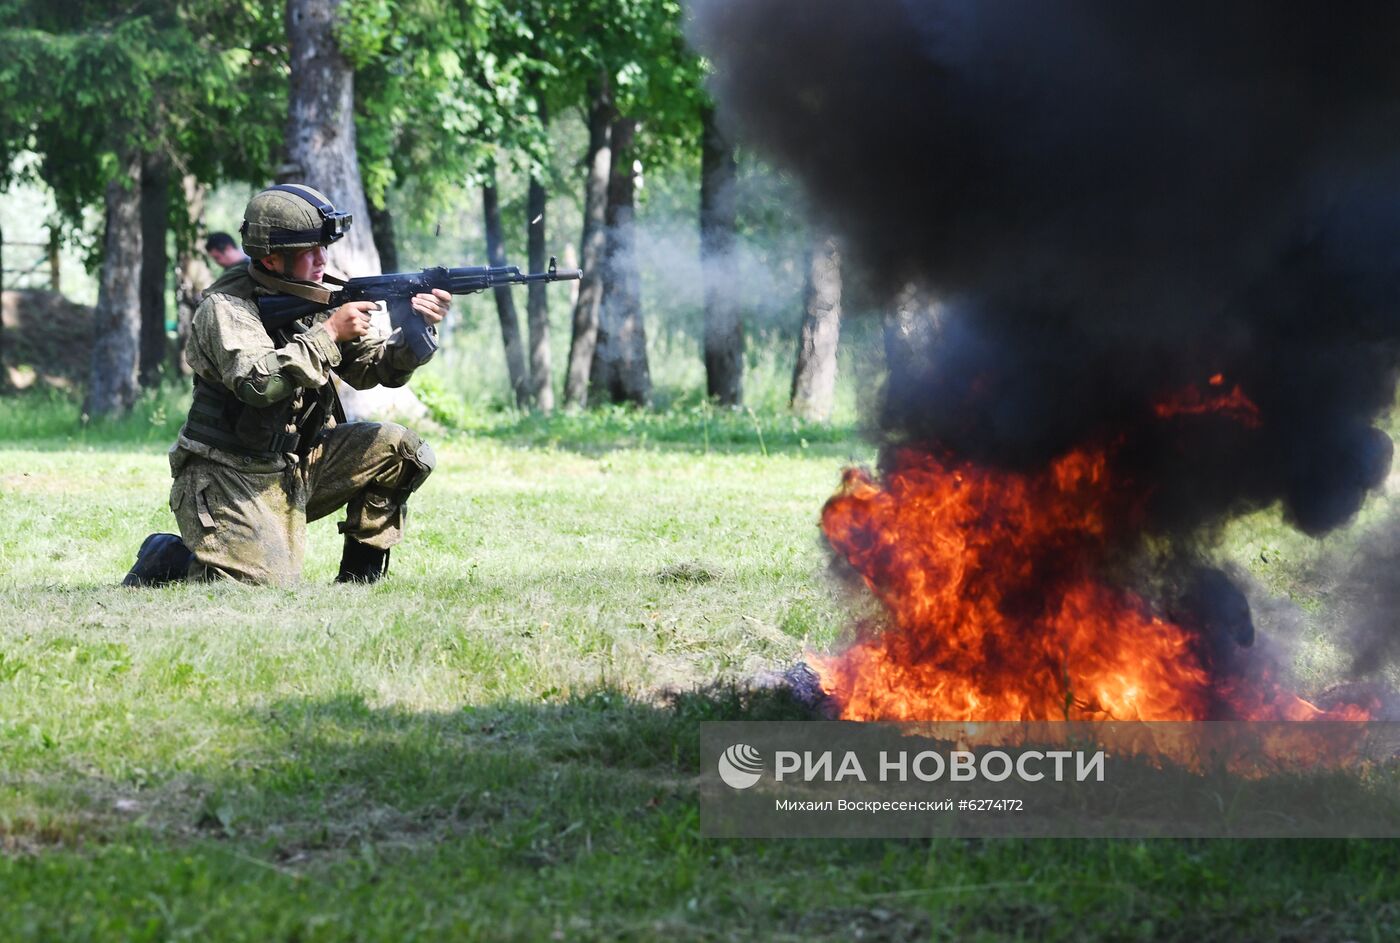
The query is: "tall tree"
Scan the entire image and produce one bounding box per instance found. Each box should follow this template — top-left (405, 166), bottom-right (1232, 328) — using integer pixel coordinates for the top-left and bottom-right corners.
top-left (1, 0), bottom-right (288, 413)
top-left (2, 7), bottom-right (159, 416)
top-left (139, 150), bottom-right (170, 387)
top-left (344, 0), bottom-right (706, 411)
top-left (364, 187), bottom-right (398, 274)
top-left (791, 234), bottom-right (842, 422)
top-left (479, 0), bottom-right (704, 409)
top-left (86, 152), bottom-right (144, 419)
top-left (590, 117), bottom-right (649, 406)
top-left (0, 218), bottom-right (6, 388)
top-left (700, 104), bottom-right (742, 406)
top-left (526, 168), bottom-right (554, 412)
top-left (285, 0), bottom-right (436, 421)
top-left (0, 19), bottom-right (19, 389)
top-left (348, 0), bottom-right (489, 222)
top-left (483, 171), bottom-right (531, 407)
top-left (564, 77), bottom-right (614, 408)
top-left (348, 0), bottom-right (537, 408)
top-left (525, 97), bottom-right (554, 413)
top-left (284, 0), bottom-right (379, 278)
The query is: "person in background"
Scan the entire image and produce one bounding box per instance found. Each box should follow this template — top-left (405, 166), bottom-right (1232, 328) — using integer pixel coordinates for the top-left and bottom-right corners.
top-left (204, 231), bottom-right (249, 270)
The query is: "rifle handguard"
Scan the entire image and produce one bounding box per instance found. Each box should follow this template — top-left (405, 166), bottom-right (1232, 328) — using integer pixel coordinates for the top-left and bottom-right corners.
top-left (254, 259), bottom-right (583, 344)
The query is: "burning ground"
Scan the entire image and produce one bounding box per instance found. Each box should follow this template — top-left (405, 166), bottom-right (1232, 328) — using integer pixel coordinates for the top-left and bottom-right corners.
top-left (691, 0), bottom-right (1400, 722)
top-left (808, 443), bottom-right (1382, 724)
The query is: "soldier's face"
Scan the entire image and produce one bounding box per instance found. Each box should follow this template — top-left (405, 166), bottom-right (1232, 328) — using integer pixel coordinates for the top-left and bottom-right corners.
top-left (287, 245), bottom-right (328, 283)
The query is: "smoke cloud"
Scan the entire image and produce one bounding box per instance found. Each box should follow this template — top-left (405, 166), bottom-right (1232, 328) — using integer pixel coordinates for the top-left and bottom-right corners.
top-left (689, 0), bottom-right (1400, 538)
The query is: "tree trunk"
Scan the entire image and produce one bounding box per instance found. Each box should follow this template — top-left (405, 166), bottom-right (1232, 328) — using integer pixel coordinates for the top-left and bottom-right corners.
top-left (86, 152), bottom-right (143, 419)
top-left (526, 123), bottom-right (554, 413)
top-left (700, 104), bottom-right (743, 407)
top-left (284, 0), bottom-right (379, 278)
top-left (563, 76), bottom-right (613, 408)
top-left (0, 218), bottom-right (5, 387)
top-left (286, 0), bottom-right (426, 421)
top-left (139, 151), bottom-right (170, 388)
top-left (562, 243), bottom-right (580, 307)
top-left (590, 117), bottom-right (650, 406)
top-left (174, 175), bottom-right (212, 376)
top-left (790, 234), bottom-right (842, 422)
top-left (365, 184), bottom-right (399, 273)
top-left (0, 218), bottom-right (6, 389)
top-left (47, 228), bottom-right (60, 293)
top-left (483, 172), bottom-right (530, 408)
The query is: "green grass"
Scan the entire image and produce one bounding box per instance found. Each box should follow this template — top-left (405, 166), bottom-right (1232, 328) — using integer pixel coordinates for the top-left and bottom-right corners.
top-left (3, 384), bottom-right (1400, 941)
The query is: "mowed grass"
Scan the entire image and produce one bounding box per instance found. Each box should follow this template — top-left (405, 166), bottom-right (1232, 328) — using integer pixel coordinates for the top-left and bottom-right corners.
top-left (2, 392), bottom-right (1400, 941)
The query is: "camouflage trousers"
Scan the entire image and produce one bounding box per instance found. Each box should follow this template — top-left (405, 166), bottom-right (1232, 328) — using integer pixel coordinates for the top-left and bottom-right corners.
top-left (170, 421), bottom-right (436, 585)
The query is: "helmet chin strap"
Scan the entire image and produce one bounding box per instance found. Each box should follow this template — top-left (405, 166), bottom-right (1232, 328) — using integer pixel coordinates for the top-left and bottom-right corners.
top-left (248, 260), bottom-right (346, 305)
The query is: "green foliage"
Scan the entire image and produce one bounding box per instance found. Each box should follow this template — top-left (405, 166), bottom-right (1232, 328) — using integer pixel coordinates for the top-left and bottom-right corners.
top-left (2, 0), bottom-right (715, 272)
top-left (1, 15), bottom-right (149, 216)
top-left (336, 0), bottom-right (396, 66)
top-left (512, 0), bottom-right (708, 169)
top-left (0, 0), bottom-right (285, 254)
top-left (348, 0), bottom-right (494, 212)
top-left (350, 0), bottom-right (710, 221)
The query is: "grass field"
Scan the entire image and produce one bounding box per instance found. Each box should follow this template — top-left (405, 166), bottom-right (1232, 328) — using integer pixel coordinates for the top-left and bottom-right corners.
top-left (3, 385), bottom-right (1400, 942)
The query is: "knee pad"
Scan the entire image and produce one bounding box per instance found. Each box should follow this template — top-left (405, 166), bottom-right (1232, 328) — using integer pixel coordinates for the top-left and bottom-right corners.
top-left (397, 433), bottom-right (436, 496)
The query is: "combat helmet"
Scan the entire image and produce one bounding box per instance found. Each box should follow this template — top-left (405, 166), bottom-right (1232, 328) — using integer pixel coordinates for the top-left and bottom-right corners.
top-left (239, 184), bottom-right (353, 259)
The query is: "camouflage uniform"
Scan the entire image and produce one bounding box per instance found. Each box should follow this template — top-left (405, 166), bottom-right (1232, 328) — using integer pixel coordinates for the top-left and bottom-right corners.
top-left (170, 263), bottom-right (435, 585)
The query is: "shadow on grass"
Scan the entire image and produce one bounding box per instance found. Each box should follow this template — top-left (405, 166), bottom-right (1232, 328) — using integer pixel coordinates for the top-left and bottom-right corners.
top-left (7, 683), bottom-right (1400, 940)
top-left (10, 684), bottom-right (941, 942)
top-left (202, 683), bottom-right (818, 854)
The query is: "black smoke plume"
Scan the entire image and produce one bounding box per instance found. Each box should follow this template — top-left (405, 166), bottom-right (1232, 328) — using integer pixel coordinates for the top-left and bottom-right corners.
top-left (690, 0), bottom-right (1400, 539)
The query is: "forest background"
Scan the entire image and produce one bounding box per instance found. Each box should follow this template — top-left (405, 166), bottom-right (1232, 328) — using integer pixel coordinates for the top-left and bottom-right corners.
top-left (0, 0), bottom-right (876, 427)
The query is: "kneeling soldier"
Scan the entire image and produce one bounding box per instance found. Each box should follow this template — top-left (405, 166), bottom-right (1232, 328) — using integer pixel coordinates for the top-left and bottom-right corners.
top-left (124, 184), bottom-right (449, 586)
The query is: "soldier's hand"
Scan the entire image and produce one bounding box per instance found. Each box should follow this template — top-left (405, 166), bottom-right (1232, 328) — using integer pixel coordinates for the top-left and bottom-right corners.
top-left (325, 301), bottom-right (377, 342)
top-left (412, 289), bottom-right (452, 326)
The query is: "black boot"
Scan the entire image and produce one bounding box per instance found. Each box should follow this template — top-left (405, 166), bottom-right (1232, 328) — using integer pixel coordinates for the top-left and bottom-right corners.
top-left (122, 533), bottom-right (194, 587)
top-left (336, 537), bottom-right (390, 584)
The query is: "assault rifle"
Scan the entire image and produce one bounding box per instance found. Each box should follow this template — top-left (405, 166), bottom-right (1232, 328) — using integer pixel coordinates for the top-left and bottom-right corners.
top-left (256, 258), bottom-right (582, 363)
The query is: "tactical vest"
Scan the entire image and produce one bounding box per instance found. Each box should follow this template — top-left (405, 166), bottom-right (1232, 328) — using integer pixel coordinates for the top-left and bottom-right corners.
top-left (182, 265), bottom-right (345, 460)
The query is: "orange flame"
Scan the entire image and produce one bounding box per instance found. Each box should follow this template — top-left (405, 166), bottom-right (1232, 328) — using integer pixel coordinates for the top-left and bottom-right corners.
top-left (1153, 376), bottom-right (1262, 428)
top-left (812, 447), bottom-right (1369, 731)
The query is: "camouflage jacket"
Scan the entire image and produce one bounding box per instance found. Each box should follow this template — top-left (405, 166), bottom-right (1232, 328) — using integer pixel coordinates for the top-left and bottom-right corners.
top-left (173, 263), bottom-right (422, 474)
